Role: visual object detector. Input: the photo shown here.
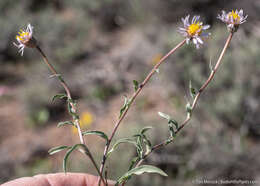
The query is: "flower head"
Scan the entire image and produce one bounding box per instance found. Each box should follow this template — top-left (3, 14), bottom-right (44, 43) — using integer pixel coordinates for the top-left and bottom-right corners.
top-left (217, 9), bottom-right (248, 32)
top-left (13, 23), bottom-right (37, 56)
top-left (178, 15), bottom-right (210, 49)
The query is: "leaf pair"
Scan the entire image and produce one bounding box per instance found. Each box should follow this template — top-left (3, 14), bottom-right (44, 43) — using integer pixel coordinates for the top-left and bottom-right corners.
top-left (107, 138), bottom-right (137, 158)
top-left (107, 127), bottom-right (152, 159)
top-left (133, 127), bottom-right (153, 158)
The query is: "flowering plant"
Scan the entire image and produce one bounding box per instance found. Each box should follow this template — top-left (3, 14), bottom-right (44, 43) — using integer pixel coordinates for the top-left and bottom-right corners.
top-left (14, 9), bottom-right (247, 186)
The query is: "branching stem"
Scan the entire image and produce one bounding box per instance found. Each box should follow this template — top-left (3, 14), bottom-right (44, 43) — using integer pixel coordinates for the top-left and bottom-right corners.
top-left (134, 32), bottom-right (233, 169)
top-left (98, 39), bottom-right (186, 185)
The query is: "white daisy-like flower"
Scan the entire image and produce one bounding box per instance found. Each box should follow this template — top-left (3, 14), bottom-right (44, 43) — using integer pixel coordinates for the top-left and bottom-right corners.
top-left (217, 9), bottom-right (248, 32)
top-left (178, 15), bottom-right (210, 49)
top-left (13, 23), bottom-right (37, 56)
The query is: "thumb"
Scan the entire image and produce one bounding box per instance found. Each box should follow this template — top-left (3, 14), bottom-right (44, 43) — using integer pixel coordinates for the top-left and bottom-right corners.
top-left (2, 172), bottom-right (116, 186)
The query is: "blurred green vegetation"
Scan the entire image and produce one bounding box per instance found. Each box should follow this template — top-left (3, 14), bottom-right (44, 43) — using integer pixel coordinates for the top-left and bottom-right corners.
top-left (16, 158), bottom-right (52, 178)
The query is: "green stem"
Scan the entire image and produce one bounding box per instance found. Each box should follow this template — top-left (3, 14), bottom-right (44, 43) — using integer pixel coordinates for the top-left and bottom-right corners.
top-left (36, 45), bottom-right (105, 185)
top-left (98, 39), bottom-right (186, 186)
top-left (133, 32), bottom-right (234, 170)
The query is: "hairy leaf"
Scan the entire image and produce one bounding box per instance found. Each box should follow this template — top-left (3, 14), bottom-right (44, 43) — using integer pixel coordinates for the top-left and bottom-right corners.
top-left (168, 119), bottom-right (178, 130)
top-left (158, 112), bottom-right (171, 121)
top-left (140, 126), bottom-right (153, 135)
top-left (143, 135), bottom-right (152, 154)
top-left (63, 146), bottom-right (76, 173)
top-left (133, 80), bottom-right (139, 91)
top-left (57, 121), bottom-right (75, 128)
top-left (136, 135), bottom-right (143, 158)
top-left (128, 157), bottom-right (140, 171)
top-left (52, 94), bottom-right (67, 102)
top-left (168, 122), bottom-right (176, 138)
top-left (67, 99), bottom-right (79, 120)
top-left (48, 145), bottom-right (70, 155)
top-left (82, 130), bottom-right (108, 142)
top-left (107, 138), bottom-right (137, 157)
top-left (117, 165), bottom-right (167, 183)
top-left (119, 96), bottom-right (132, 118)
top-left (119, 96), bottom-right (128, 118)
top-left (186, 102), bottom-right (192, 117)
top-left (63, 144), bottom-right (91, 173)
top-left (189, 81), bottom-right (196, 99)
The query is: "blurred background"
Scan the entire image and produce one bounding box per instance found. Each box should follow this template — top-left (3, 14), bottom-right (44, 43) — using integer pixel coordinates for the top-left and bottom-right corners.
top-left (0, 0), bottom-right (260, 185)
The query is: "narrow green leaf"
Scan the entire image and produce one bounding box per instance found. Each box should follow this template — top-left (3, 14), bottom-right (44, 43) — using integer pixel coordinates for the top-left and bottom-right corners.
top-left (128, 157), bottom-right (140, 171)
top-left (63, 146), bottom-right (76, 173)
top-left (82, 130), bottom-right (108, 142)
top-left (63, 144), bottom-right (90, 173)
top-left (186, 102), bottom-right (192, 117)
top-left (67, 100), bottom-right (79, 120)
top-left (133, 80), bottom-right (139, 91)
top-left (155, 68), bottom-right (160, 73)
top-left (52, 94), bottom-right (67, 102)
top-left (48, 145), bottom-right (70, 155)
top-left (189, 81), bottom-right (196, 99)
top-left (168, 123), bottom-right (176, 138)
top-left (140, 126), bottom-right (153, 135)
top-left (57, 121), bottom-right (74, 128)
top-left (67, 100), bottom-right (73, 114)
top-left (158, 112), bottom-right (170, 121)
top-left (75, 144), bottom-right (91, 156)
top-left (107, 138), bottom-right (137, 157)
top-left (136, 147), bottom-right (142, 159)
top-left (119, 96), bottom-right (129, 118)
top-left (133, 134), bottom-right (142, 138)
top-left (143, 135), bottom-right (152, 154)
top-left (168, 119), bottom-right (178, 130)
top-left (136, 136), bottom-right (143, 158)
top-left (136, 135), bottom-right (143, 147)
top-left (117, 165), bottom-right (168, 183)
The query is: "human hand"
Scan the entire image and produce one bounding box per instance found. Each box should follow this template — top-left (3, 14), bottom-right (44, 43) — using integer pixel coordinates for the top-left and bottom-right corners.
top-left (2, 173), bottom-right (115, 186)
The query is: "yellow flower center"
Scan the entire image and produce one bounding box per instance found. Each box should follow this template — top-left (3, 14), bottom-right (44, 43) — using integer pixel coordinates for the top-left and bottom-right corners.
top-left (187, 22), bottom-right (202, 36)
top-left (16, 29), bottom-right (30, 42)
top-left (228, 10), bottom-right (240, 22)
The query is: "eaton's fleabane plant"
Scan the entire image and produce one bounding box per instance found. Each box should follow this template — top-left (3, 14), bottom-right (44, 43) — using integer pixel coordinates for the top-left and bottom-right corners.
top-left (13, 23), bottom-right (37, 56)
top-left (178, 15), bottom-right (210, 48)
top-left (13, 8), bottom-right (247, 186)
top-left (13, 23), bottom-right (106, 185)
top-left (217, 9), bottom-right (248, 32)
